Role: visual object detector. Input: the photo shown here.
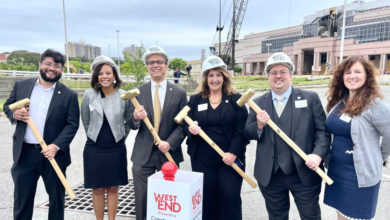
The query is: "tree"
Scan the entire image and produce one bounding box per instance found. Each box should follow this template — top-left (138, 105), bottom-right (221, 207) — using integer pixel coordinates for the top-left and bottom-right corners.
top-left (218, 54), bottom-right (232, 69)
top-left (6, 50), bottom-right (40, 67)
top-left (169, 58), bottom-right (187, 71)
top-left (121, 46), bottom-right (147, 86)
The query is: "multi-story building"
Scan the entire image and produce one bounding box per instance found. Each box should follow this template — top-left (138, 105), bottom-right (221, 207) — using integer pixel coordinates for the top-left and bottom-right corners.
top-left (124, 45), bottom-right (141, 57)
top-left (66, 41), bottom-right (101, 59)
top-left (224, 0), bottom-right (390, 75)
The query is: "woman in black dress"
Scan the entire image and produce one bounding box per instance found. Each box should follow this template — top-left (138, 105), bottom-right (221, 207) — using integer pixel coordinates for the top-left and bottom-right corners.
top-left (186, 55), bottom-right (248, 220)
top-left (81, 55), bottom-right (132, 220)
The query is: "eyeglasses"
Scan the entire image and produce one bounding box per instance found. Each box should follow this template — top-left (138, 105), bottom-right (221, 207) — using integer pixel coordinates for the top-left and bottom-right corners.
top-left (269, 70), bottom-right (288, 76)
top-left (146, 60), bottom-right (165, 65)
top-left (42, 62), bottom-right (63, 69)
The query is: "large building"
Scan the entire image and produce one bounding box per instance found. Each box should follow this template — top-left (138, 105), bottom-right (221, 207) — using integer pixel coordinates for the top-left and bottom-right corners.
top-left (224, 0), bottom-right (390, 75)
top-left (124, 45), bottom-right (141, 57)
top-left (66, 41), bottom-right (101, 59)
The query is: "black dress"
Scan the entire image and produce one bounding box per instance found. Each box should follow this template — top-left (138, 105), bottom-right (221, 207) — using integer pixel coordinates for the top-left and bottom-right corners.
top-left (83, 113), bottom-right (128, 188)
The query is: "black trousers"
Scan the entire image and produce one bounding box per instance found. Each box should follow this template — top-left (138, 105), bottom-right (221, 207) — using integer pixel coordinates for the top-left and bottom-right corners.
top-left (259, 170), bottom-right (322, 220)
top-left (132, 149), bottom-right (165, 220)
top-left (192, 157), bottom-right (243, 220)
top-left (11, 143), bottom-right (66, 220)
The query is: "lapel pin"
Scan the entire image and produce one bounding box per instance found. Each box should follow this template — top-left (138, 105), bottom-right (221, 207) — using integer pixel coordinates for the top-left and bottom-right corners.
top-left (58, 91), bottom-right (61, 94)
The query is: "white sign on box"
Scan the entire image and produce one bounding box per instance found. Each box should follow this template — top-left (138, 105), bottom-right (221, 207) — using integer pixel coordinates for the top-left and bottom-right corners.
top-left (147, 170), bottom-right (203, 220)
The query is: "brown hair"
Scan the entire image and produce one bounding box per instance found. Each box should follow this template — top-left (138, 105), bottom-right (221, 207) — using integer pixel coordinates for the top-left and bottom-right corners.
top-left (327, 56), bottom-right (382, 116)
top-left (90, 63), bottom-right (122, 91)
top-left (197, 67), bottom-right (237, 98)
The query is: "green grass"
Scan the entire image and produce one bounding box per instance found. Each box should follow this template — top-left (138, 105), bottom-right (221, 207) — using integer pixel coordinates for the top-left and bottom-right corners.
top-left (60, 79), bottom-right (91, 89)
top-left (232, 75), bottom-right (331, 92)
top-left (0, 99), bottom-right (4, 112)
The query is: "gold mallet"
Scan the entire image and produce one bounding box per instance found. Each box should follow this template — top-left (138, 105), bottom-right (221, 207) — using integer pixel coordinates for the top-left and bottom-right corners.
top-left (121, 89), bottom-right (176, 165)
top-left (9, 98), bottom-right (76, 199)
top-left (174, 106), bottom-right (257, 188)
top-left (237, 89), bottom-right (333, 185)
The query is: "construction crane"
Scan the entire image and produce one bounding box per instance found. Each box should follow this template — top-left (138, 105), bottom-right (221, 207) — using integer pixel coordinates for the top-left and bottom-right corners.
top-left (211, 0), bottom-right (249, 70)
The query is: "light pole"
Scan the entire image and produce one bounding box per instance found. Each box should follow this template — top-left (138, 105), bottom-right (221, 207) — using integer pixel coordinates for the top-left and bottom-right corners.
top-left (266, 43), bottom-right (272, 58)
top-left (62, 0), bottom-right (70, 74)
top-left (116, 30), bottom-right (120, 73)
top-left (108, 44), bottom-right (111, 57)
top-left (339, 0), bottom-right (347, 63)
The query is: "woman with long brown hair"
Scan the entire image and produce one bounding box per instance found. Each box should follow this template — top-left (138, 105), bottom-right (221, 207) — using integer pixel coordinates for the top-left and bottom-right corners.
top-left (324, 56), bottom-right (390, 220)
top-left (186, 55), bottom-right (248, 220)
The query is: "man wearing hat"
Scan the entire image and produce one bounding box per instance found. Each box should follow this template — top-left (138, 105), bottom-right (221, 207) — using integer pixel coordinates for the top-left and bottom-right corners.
top-left (3, 49), bottom-right (80, 220)
top-left (244, 52), bottom-right (330, 220)
top-left (129, 45), bottom-right (187, 220)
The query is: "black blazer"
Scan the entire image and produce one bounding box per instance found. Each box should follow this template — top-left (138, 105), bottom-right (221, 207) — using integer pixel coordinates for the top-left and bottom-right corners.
top-left (3, 78), bottom-right (80, 168)
top-left (244, 87), bottom-right (330, 187)
top-left (186, 93), bottom-right (249, 160)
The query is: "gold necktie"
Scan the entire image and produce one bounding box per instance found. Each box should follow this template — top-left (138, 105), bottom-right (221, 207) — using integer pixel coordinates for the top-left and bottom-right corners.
top-left (275, 96), bottom-right (285, 117)
top-left (154, 83), bottom-right (161, 134)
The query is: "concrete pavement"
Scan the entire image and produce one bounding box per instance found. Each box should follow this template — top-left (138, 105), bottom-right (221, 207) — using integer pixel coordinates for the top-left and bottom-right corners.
top-left (1, 86), bottom-right (389, 219)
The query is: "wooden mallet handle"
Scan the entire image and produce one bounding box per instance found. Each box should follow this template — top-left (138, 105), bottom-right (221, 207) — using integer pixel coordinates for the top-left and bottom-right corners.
top-left (26, 119), bottom-right (76, 199)
top-left (175, 106), bottom-right (257, 188)
top-left (122, 91), bottom-right (176, 165)
top-left (10, 98), bottom-right (76, 199)
top-left (238, 90), bottom-right (333, 185)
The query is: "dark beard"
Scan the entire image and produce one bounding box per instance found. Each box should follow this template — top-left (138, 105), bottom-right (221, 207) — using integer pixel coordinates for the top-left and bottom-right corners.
top-left (40, 69), bottom-right (62, 82)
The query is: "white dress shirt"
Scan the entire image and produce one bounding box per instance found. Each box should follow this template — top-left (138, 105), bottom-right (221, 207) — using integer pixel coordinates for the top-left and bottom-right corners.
top-left (24, 79), bottom-right (56, 144)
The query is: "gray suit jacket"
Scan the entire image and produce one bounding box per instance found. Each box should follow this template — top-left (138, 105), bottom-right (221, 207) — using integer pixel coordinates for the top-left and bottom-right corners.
top-left (129, 81), bottom-right (187, 165)
top-left (81, 88), bottom-right (132, 142)
top-left (244, 87), bottom-right (330, 187)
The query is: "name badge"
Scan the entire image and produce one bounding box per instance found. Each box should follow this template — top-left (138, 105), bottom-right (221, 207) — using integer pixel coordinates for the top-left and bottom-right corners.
top-left (295, 100), bottom-right (307, 108)
top-left (198, 103), bottom-right (208, 112)
top-left (340, 113), bottom-right (352, 123)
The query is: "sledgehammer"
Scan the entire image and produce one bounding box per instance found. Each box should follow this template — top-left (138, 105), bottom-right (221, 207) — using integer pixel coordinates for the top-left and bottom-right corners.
top-left (236, 89), bottom-right (333, 185)
top-left (121, 89), bottom-right (176, 165)
top-left (9, 98), bottom-right (76, 199)
top-left (174, 106), bottom-right (257, 188)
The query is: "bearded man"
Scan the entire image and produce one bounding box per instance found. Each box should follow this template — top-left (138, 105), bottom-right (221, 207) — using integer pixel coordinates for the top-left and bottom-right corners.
top-left (3, 49), bottom-right (80, 220)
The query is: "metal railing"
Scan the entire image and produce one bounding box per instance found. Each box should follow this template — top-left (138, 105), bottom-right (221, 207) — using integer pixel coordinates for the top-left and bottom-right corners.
top-left (0, 69), bottom-right (136, 82)
top-left (0, 69), bottom-right (189, 83)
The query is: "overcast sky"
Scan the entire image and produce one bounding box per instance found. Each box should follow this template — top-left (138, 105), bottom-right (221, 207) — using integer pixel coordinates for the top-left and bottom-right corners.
top-left (0, 0), bottom-right (368, 61)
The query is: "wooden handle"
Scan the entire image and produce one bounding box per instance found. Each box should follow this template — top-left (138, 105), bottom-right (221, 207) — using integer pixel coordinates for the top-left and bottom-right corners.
top-left (184, 117), bottom-right (257, 188)
top-left (130, 98), bottom-right (176, 165)
top-left (247, 99), bottom-right (333, 185)
top-left (26, 119), bottom-right (76, 199)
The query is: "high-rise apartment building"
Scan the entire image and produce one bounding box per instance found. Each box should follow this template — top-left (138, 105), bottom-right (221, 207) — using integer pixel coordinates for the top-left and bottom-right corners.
top-left (66, 41), bottom-right (101, 59)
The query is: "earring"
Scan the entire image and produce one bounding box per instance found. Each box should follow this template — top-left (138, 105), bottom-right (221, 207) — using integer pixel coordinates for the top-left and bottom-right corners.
top-left (113, 79), bottom-right (117, 84)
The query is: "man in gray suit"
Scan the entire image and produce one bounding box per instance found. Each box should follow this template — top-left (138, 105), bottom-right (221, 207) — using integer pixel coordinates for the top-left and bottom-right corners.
top-left (129, 45), bottom-right (187, 220)
top-left (244, 52), bottom-right (330, 220)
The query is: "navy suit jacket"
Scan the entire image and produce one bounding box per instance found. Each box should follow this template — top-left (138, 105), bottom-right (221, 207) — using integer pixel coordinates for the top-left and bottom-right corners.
top-left (244, 87), bottom-right (330, 187)
top-left (3, 78), bottom-right (80, 168)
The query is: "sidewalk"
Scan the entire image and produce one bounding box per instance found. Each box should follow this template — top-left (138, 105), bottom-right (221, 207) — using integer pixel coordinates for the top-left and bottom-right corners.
top-left (1, 86), bottom-right (389, 219)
